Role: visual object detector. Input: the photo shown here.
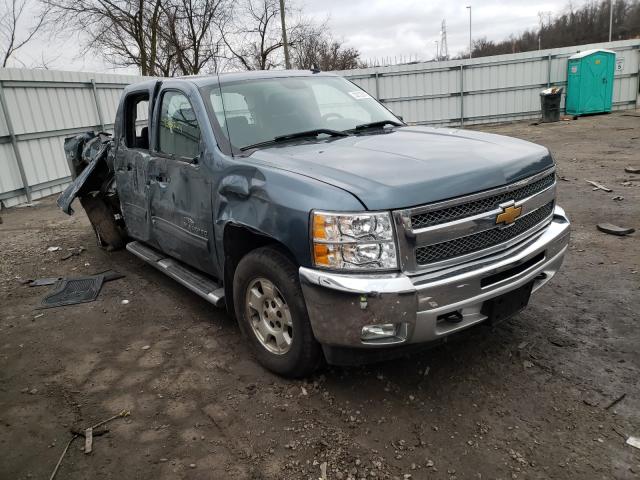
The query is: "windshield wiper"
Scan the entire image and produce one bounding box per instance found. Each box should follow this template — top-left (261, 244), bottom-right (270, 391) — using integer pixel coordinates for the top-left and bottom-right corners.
top-left (275, 128), bottom-right (349, 142)
top-left (353, 120), bottom-right (403, 131)
top-left (240, 129), bottom-right (349, 151)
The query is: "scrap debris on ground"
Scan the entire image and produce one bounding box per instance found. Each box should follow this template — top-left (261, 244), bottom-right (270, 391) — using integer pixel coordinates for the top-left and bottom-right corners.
top-left (596, 223), bottom-right (636, 236)
top-left (49, 410), bottom-right (130, 480)
top-left (586, 179), bottom-right (613, 192)
top-left (0, 111), bottom-right (638, 479)
top-left (60, 247), bottom-right (85, 261)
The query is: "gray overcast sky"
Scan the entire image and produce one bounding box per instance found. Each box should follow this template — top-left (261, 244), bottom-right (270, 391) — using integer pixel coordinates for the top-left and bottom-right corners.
top-left (304, 0), bottom-right (587, 63)
top-left (15, 0), bottom-right (588, 74)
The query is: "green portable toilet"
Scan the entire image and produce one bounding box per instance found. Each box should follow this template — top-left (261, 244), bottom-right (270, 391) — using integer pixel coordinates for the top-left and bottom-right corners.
top-left (566, 49), bottom-right (616, 116)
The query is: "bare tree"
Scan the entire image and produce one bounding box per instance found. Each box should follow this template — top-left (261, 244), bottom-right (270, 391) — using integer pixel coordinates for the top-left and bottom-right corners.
top-left (44, 0), bottom-right (166, 75)
top-left (44, 0), bottom-right (231, 75)
top-left (222, 0), bottom-right (317, 70)
top-left (1, 0), bottom-right (48, 67)
top-left (32, 50), bottom-right (62, 69)
top-left (293, 35), bottom-right (362, 71)
top-left (161, 0), bottom-right (229, 75)
top-left (40, 0), bottom-right (364, 74)
top-left (222, 0), bottom-right (282, 70)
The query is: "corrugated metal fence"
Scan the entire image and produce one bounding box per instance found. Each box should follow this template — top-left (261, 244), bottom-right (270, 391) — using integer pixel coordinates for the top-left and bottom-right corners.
top-left (1, 39), bottom-right (639, 207)
top-left (338, 39), bottom-right (640, 126)
top-left (0, 69), bottom-right (147, 207)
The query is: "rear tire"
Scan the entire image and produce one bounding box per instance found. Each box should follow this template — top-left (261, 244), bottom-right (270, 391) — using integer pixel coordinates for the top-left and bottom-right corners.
top-left (80, 195), bottom-right (126, 251)
top-left (233, 246), bottom-right (322, 378)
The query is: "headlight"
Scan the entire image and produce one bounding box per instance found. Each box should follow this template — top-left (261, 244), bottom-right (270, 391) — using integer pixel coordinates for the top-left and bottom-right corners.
top-left (311, 211), bottom-right (398, 271)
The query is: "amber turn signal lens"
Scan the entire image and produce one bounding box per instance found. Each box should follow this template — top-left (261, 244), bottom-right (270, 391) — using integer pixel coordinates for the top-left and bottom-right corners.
top-left (313, 243), bottom-right (330, 266)
top-left (313, 214), bottom-right (327, 240)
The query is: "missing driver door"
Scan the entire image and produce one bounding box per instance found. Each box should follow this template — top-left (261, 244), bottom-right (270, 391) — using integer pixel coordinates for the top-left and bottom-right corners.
top-left (148, 89), bottom-right (214, 274)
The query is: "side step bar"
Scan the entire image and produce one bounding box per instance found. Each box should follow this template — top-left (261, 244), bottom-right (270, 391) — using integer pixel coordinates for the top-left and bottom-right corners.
top-left (126, 241), bottom-right (225, 308)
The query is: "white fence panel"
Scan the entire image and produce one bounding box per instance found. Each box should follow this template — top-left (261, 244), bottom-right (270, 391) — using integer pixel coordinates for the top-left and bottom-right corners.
top-left (0, 144), bottom-right (21, 193)
top-left (0, 68), bottom-right (147, 207)
top-left (339, 39), bottom-right (640, 126)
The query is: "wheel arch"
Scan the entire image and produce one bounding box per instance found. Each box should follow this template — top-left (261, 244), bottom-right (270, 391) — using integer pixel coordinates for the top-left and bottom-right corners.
top-left (222, 223), bottom-right (298, 319)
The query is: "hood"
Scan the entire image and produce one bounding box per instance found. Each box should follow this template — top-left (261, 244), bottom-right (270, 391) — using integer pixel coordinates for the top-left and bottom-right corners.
top-left (248, 126), bottom-right (554, 210)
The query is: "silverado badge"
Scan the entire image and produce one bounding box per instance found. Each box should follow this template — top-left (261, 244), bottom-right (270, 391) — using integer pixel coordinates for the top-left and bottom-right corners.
top-left (496, 204), bottom-right (522, 225)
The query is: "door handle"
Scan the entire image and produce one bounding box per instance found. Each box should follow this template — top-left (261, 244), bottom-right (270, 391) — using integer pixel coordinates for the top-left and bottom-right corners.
top-left (151, 174), bottom-right (170, 184)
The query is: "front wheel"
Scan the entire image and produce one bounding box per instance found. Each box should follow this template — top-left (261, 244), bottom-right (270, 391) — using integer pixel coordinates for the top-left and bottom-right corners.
top-left (233, 246), bottom-right (323, 378)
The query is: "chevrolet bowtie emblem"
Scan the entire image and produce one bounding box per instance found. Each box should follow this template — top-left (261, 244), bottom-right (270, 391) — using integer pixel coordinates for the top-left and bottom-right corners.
top-left (496, 204), bottom-right (522, 225)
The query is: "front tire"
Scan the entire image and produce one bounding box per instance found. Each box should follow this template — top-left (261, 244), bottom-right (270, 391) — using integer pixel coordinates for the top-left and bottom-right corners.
top-left (233, 246), bottom-right (322, 378)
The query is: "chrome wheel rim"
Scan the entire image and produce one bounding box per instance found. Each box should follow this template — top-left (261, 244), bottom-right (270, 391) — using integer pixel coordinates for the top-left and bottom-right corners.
top-left (245, 278), bottom-right (293, 355)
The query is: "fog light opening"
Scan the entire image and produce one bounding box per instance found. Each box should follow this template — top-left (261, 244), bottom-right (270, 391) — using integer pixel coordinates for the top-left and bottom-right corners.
top-left (437, 310), bottom-right (463, 324)
top-left (534, 272), bottom-right (547, 281)
top-left (361, 323), bottom-right (398, 341)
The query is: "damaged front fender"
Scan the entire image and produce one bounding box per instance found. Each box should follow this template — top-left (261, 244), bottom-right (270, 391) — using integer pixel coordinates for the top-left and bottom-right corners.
top-left (215, 163), bottom-right (365, 268)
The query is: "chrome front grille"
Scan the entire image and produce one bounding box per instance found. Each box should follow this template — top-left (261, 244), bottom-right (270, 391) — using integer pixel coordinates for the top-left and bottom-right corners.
top-left (410, 173), bottom-right (555, 229)
top-left (415, 201), bottom-right (554, 265)
top-left (393, 168), bottom-right (557, 273)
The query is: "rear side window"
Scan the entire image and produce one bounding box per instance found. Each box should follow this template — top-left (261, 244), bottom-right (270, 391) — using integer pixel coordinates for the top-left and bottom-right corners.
top-left (158, 91), bottom-right (201, 159)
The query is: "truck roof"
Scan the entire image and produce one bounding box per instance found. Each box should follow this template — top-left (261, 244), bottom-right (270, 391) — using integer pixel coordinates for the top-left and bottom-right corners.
top-left (130, 69), bottom-right (339, 91)
top-left (193, 69), bottom-right (338, 86)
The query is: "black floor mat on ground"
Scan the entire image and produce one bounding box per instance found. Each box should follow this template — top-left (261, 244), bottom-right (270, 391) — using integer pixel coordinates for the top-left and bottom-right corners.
top-left (39, 275), bottom-right (105, 309)
top-left (30, 270), bottom-right (124, 287)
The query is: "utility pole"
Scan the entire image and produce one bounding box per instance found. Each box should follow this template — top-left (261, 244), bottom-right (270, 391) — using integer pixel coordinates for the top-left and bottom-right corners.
top-left (435, 40), bottom-right (439, 61)
top-left (279, 0), bottom-right (291, 69)
top-left (466, 6), bottom-right (472, 59)
top-left (608, 0), bottom-right (614, 42)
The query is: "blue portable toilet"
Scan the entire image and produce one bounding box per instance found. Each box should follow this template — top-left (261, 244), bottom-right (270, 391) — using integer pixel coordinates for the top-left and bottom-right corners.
top-left (566, 49), bottom-right (616, 116)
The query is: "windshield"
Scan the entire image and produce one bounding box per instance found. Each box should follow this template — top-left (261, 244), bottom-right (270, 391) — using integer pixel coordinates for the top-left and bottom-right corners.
top-left (202, 76), bottom-right (401, 152)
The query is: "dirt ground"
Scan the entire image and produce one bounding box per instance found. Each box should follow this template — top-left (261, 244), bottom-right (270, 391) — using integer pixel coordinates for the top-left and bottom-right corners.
top-left (1, 111), bottom-right (639, 480)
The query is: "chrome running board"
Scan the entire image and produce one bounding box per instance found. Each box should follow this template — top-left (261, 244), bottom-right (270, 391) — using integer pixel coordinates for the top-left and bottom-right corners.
top-left (126, 241), bottom-right (225, 308)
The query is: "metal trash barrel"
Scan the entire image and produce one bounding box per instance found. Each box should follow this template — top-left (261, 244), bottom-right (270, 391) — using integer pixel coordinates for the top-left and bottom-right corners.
top-left (540, 87), bottom-right (563, 123)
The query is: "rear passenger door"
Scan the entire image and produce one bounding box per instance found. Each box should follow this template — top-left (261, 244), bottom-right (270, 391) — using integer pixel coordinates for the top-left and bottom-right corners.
top-left (147, 88), bottom-right (214, 274)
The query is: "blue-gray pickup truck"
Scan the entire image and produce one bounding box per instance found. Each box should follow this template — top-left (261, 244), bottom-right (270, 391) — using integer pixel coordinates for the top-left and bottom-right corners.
top-left (59, 70), bottom-right (570, 377)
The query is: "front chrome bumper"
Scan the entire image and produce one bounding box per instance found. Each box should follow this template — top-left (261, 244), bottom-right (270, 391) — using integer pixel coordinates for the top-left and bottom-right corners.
top-left (299, 206), bottom-right (570, 349)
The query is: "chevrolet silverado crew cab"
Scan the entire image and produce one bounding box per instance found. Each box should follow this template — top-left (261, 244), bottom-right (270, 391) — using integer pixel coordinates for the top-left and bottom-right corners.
top-left (59, 70), bottom-right (570, 378)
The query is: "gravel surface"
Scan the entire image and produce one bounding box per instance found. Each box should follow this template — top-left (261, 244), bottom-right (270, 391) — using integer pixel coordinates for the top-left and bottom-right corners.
top-left (1, 111), bottom-right (639, 479)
